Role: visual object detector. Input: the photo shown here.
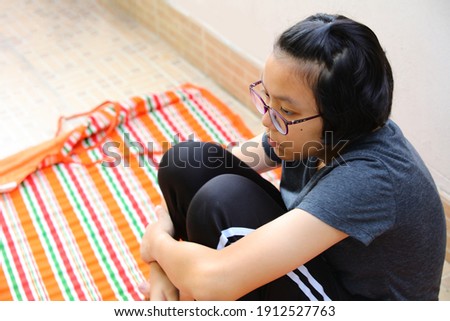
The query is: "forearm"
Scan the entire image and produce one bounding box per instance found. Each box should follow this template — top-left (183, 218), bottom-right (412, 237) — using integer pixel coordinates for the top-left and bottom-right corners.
top-left (144, 208), bottom-right (348, 301)
top-left (147, 261), bottom-right (179, 301)
top-left (152, 233), bottom-right (221, 300)
top-left (152, 226), bottom-right (282, 301)
top-left (230, 133), bottom-right (279, 173)
top-left (141, 206), bottom-right (226, 300)
top-left (152, 211), bottom-right (348, 300)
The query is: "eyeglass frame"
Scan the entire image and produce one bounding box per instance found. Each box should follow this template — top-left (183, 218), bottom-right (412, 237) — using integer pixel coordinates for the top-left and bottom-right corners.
top-left (249, 80), bottom-right (321, 135)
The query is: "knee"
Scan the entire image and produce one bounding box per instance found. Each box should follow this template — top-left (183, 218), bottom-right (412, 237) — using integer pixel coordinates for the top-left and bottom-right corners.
top-left (158, 140), bottom-right (189, 171)
top-left (186, 174), bottom-right (246, 233)
top-left (157, 141), bottom-right (227, 186)
top-left (158, 141), bottom-right (202, 185)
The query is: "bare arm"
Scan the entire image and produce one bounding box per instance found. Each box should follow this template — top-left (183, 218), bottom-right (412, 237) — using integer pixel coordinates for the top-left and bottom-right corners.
top-left (142, 207), bottom-right (348, 301)
top-left (142, 262), bottom-right (179, 300)
top-left (140, 135), bottom-right (277, 300)
top-left (230, 132), bottom-right (279, 173)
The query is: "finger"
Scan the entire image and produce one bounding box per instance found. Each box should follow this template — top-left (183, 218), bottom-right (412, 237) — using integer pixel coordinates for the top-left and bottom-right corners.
top-left (166, 291), bottom-right (180, 301)
top-left (155, 205), bottom-right (168, 219)
top-left (150, 288), bottom-right (168, 301)
top-left (141, 250), bottom-right (154, 264)
top-left (179, 291), bottom-right (194, 301)
top-left (138, 281), bottom-right (151, 298)
top-left (154, 205), bottom-right (162, 220)
top-left (160, 199), bottom-right (168, 211)
top-left (140, 234), bottom-right (153, 263)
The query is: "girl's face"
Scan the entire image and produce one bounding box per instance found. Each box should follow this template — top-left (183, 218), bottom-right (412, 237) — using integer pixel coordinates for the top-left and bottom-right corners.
top-left (261, 52), bottom-right (324, 161)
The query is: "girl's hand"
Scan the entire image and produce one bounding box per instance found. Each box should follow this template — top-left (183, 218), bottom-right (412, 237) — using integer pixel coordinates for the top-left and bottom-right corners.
top-left (154, 204), bottom-right (175, 237)
top-left (141, 205), bottom-right (175, 264)
top-left (139, 262), bottom-right (179, 301)
top-left (138, 263), bottom-right (195, 301)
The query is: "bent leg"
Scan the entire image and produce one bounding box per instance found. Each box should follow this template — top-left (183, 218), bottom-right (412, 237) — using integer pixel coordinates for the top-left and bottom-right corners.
top-left (157, 141), bottom-right (282, 240)
top-left (186, 174), bottom-right (350, 301)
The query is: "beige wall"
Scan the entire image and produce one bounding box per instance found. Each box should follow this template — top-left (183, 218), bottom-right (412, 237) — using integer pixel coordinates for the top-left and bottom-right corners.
top-left (168, 0), bottom-right (450, 203)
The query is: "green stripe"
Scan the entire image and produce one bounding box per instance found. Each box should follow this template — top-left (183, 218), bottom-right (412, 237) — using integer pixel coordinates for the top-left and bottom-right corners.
top-left (22, 183), bottom-right (74, 300)
top-left (128, 119), bottom-right (160, 186)
top-left (85, 124), bottom-right (145, 244)
top-left (84, 132), bottom-right (150, 285)
top-left (164, 105), bottom-right (192, 138)
top-left (78, 125), bottom-right (134, 299)
top-left (55, 165), bottom-right (127, 300)
top-left (8, 193), bottom-right (47, 299)
top-left (120, 127), bottom-right (158, 223)
top-left (89, 128), bottom-right (151, 238)
top-left (89, 142), bottom-right (142, 240)
top-left (118, 126), bottom-right (158, 190)
top-left (145, 96), bottom-right (175, 142)
top-left (175, 90), bottom-right (224, 143)
top-left (0, 198), bottom-right (23, 300)
top-left (63, 144), bottom-right (70, 155)
top-left (81, 149), bottom-right (142, 284)
top-left (36, 172), bottom-right (98, 299)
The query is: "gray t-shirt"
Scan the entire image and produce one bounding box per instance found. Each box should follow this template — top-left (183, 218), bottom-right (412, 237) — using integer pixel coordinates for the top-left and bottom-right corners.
top-left (263, 120), bottom-right (446, 300)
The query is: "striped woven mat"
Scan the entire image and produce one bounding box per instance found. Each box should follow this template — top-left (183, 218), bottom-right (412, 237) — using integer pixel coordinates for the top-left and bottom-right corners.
top-left (0, 84), bottom-right (280, 300)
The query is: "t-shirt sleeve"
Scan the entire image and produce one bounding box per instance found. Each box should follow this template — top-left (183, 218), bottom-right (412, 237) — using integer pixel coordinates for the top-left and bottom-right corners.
top-left (262, 132), bottom-right (282, 164)
top-left (297, 159), bottom-right (397, 246)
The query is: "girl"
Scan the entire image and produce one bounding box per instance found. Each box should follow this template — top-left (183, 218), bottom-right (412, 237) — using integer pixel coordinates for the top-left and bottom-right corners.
top-left (140, 13), bottom-right (446, 300)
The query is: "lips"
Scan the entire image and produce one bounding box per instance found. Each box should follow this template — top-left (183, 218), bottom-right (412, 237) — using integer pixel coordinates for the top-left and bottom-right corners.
top-left (267, 135), bottom-right (278, 148)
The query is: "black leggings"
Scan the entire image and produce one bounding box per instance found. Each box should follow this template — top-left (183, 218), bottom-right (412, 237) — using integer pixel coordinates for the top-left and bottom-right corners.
top-left (158, 141), bottom-right (349, 300)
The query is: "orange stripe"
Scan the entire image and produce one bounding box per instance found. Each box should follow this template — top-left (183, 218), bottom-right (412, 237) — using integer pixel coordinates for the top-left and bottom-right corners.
top-left (7, 184), bottom-right (65, 300)
top-left (68, 128), bottom-right (158, 279)
top-left (184, 84), bottom-right (255, 139)
top-left (111, 122), bottom-right (163, 207)
top-left (137, 110), bottom-right (174, 156)
top-left (86, 129), bottom-right (153, 283)
top-left (96, 130), bottom-right (158, 278)
top-left (121, 155), bottom-right (160, 274)
top-left (0, 266), bottom-right (14, 300)
top-left (105, 129), bottom-right (160, 219)
top-left (169, 91), bottom-right (215, 142)
top-left (44, 167), bottom-right (117, 300)
top-left (125, 154), bottom-right (162, 214)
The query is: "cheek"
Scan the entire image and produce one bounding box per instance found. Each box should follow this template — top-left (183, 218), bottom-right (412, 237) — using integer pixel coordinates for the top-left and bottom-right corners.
top-left (279, 127), bottom-right (323, 159)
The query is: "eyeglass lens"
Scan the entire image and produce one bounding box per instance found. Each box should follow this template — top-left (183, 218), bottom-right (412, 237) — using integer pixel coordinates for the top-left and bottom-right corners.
top-left (269, 110), bottom-right (287, 134)
top-left (250, 89), bottom-right (287, 134)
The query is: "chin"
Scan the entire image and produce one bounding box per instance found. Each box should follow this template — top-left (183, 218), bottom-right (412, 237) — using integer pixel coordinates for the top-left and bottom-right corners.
top-left (274, 148), bottom-right (301, 161)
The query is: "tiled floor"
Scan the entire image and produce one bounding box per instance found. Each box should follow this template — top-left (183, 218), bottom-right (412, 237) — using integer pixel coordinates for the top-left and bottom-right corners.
top-left (0, 0), bottom-right (448, 300)
top-left (0, 0), bottom-right (261, 161)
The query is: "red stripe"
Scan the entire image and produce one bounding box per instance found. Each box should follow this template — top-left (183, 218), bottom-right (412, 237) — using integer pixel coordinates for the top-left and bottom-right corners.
top-left (124, 119), bottom-right (162, 167)
top-left (83, 113), bottom-right (110, 149)
top-left (91, 117), bottom-right (150, 227)
top-left (64, 165), bottom-right (141, 300)
top-left (181, 89), bottom-right (234, 142)
top-left (27, 176), bottom-right (88, 300)
top-left (122, 119), bottom-right (160, 167)
top-left (111, 157), bottom-right (150, 227)
top-left (0, 209), bottom-right (34, 300)
top-left (153, 94), bottom-right (187, 141)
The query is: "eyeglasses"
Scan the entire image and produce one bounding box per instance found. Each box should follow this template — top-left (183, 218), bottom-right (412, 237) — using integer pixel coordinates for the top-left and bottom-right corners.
top-left (249, 80), bottom-right (321, 135)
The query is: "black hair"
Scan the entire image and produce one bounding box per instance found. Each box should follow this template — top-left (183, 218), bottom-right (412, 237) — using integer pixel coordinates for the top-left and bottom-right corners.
top-left (274, 13), bottom-right (394, 144)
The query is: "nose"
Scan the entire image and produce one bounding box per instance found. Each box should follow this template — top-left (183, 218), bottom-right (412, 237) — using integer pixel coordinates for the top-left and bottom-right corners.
top-left (261, 109), bottom-right (274, 130)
